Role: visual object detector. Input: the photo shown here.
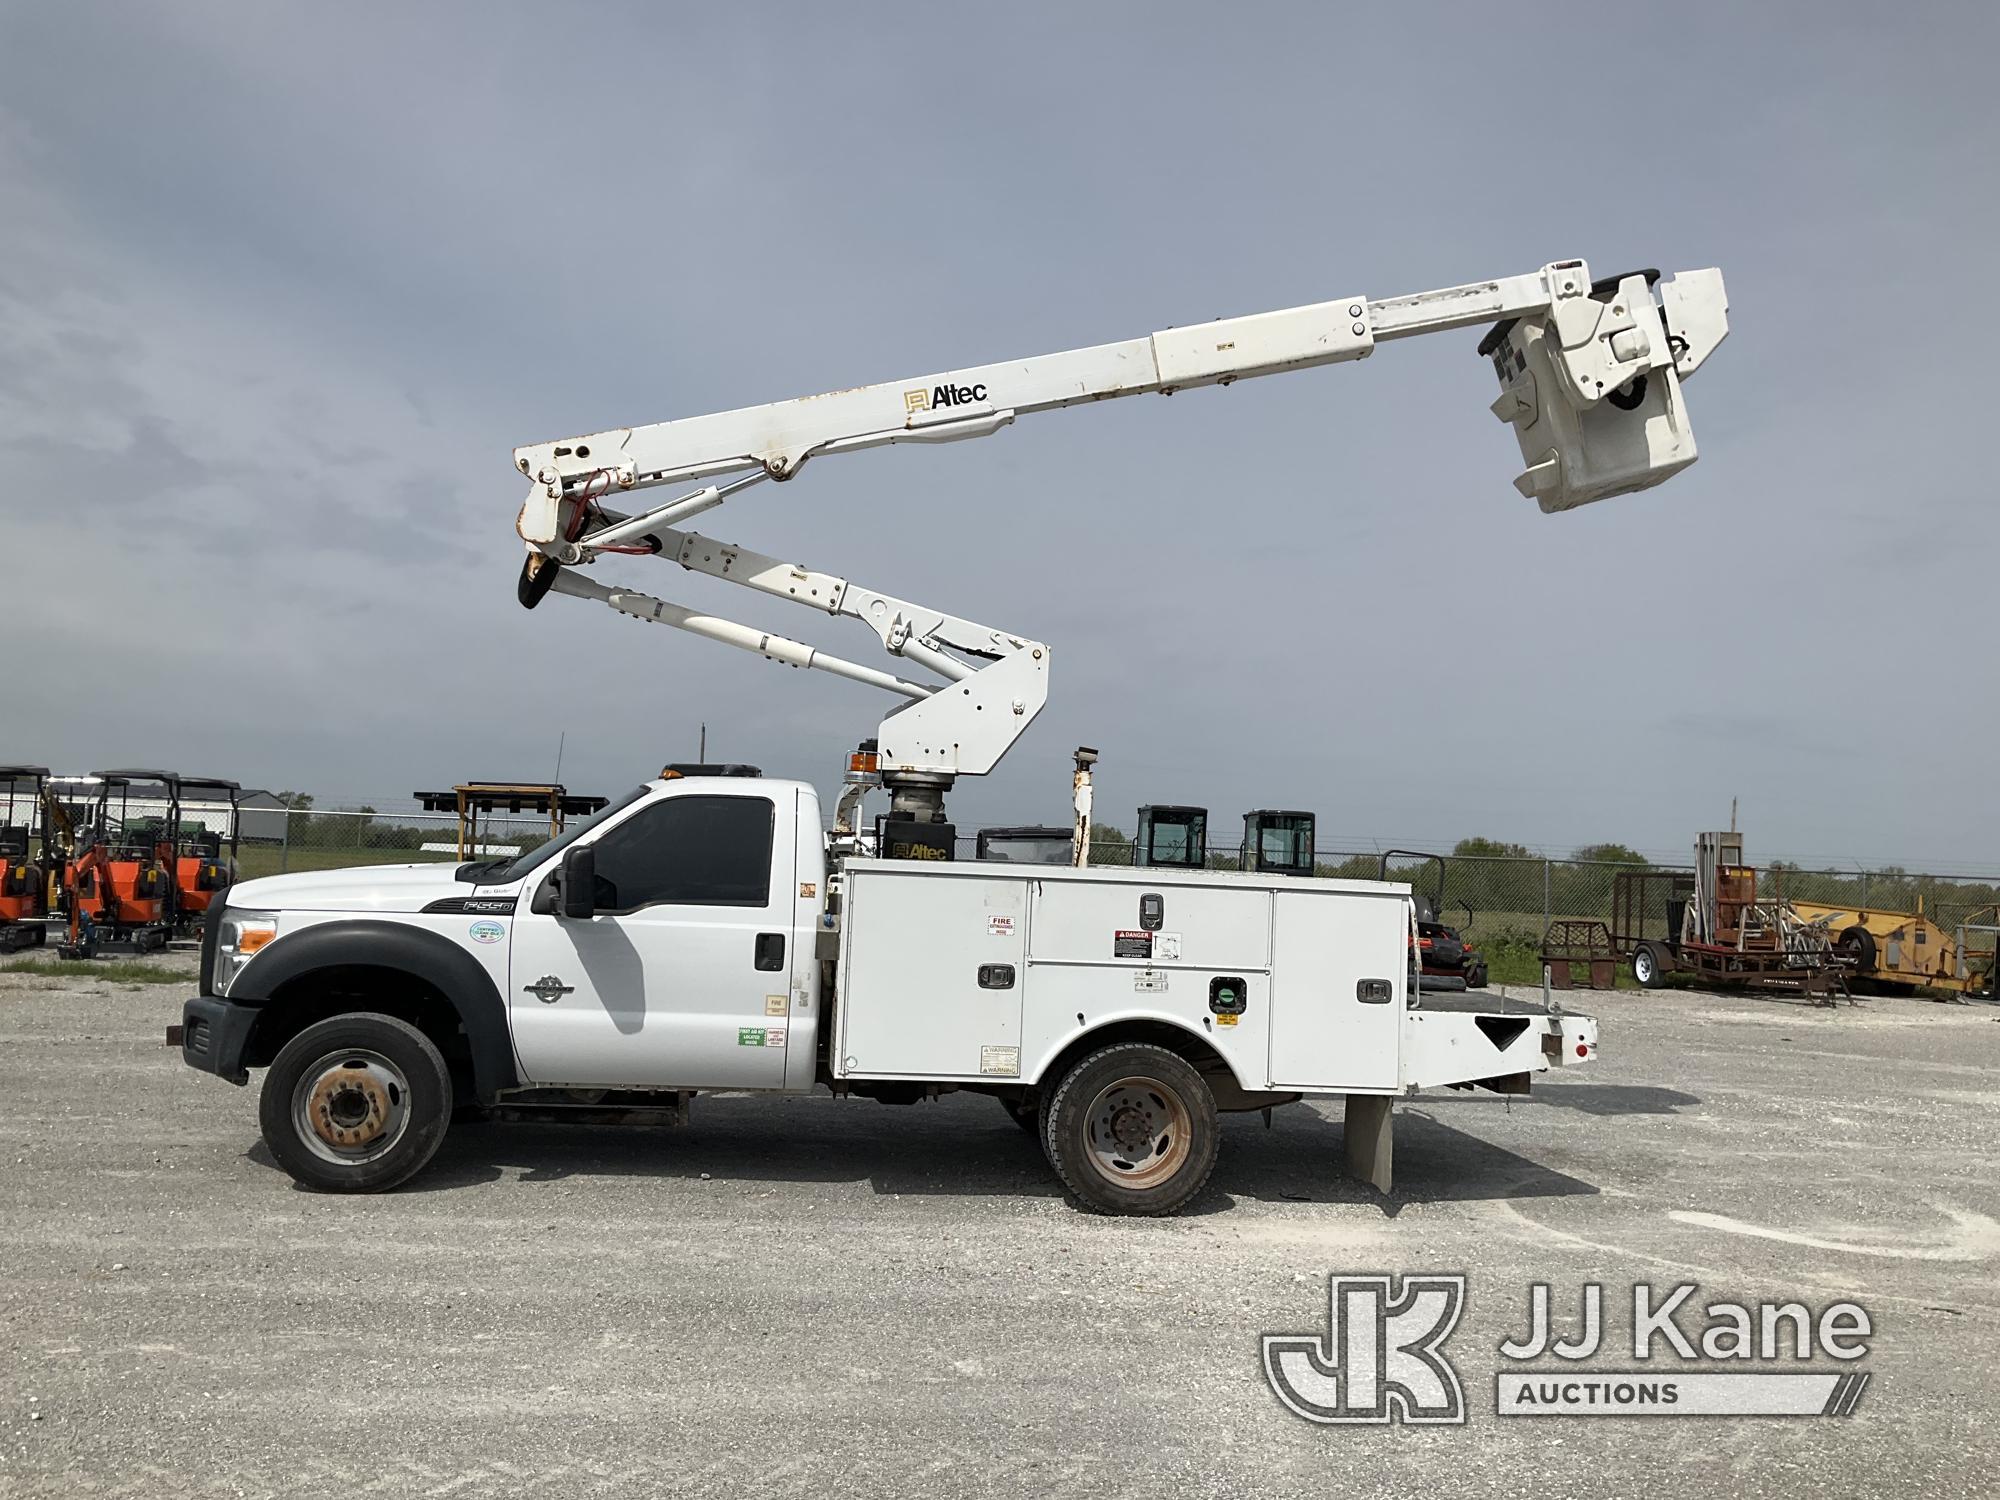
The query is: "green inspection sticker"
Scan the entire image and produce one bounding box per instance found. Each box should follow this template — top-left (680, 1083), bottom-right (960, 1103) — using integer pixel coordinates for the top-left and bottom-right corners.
top-left (737, 1027), bottom-right (767, 1047)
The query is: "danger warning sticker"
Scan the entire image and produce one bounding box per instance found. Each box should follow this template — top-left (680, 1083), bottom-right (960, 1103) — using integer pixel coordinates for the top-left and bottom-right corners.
top-left (1114, 930), bottom-right (1152, 959)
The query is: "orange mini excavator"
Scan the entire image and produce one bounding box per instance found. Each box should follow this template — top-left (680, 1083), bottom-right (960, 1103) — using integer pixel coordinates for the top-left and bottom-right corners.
top-left (165, 774), bottom-right (239, 935)
top-left (58, 770), bottom-right (176, 958)
top-left (0, 766), bottom-right (52, 952)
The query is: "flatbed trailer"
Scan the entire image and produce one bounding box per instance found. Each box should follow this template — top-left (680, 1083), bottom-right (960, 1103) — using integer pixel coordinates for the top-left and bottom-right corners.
top-left (1612, 866), bottom-right (1842, 999)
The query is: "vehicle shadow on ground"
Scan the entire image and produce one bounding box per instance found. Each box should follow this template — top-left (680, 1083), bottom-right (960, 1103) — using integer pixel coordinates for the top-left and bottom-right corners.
top-left (1212, 1104), bottom-right (1597, 1214)
top-left (1416, 1080), bottom-right (1702, 1116)
top-left (247, 1090), bottom-right (1599, 1217)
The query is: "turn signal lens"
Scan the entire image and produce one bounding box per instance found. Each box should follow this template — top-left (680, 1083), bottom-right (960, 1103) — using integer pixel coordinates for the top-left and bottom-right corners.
top-left (238, 925), bottom-right (278, 955)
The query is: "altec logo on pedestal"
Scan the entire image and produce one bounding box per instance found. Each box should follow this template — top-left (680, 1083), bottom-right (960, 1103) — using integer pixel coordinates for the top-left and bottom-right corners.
top-left (1263, 1276), bottom-right (1873, 1425)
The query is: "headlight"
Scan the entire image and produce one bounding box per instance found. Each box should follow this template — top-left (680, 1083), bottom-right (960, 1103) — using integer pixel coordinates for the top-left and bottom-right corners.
top-left (213, 910), bottom-right (279, 997)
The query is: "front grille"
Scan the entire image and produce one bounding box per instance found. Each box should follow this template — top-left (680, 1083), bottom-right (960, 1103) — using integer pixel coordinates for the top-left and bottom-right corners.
top-left (198, 905), bottom-right (221, 993)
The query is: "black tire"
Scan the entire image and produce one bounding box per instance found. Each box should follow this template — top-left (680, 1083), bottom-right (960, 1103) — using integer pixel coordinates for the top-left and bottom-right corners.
top-left (1632, 944), bottom-right (1666, 988)
top-left (259, 1013), bottom-right (453, 1193)
top-left (1465, 959), bottom-right (1489, 990)
top-left (1041, 1043), bottom-right (1218, 1216)
top-left (1838, 926), bottom-right (1877, 973)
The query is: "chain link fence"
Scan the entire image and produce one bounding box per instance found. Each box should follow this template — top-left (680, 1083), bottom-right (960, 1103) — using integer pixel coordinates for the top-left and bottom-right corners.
top-left (239, 807), bottom-right (560, 881)
top-left (976, 835), bottom-right (2000, 982)
top-left (252, 808), bottom-right (1998, 971)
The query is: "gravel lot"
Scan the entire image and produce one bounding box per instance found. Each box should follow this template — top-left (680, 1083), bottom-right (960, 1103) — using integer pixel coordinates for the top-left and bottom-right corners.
top-left (3, 957), bottom-right (1996, 1498)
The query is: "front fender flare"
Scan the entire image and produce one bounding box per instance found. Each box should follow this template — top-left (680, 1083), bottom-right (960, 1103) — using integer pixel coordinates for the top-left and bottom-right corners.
top-left (231, 920), bottom-right (518, 1102)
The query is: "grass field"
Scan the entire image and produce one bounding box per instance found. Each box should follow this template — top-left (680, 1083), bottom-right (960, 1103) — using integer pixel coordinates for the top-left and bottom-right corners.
top-left (0, 957), bottom-right (189, 985)
top-left (235, 843), bottom-right (460, 881)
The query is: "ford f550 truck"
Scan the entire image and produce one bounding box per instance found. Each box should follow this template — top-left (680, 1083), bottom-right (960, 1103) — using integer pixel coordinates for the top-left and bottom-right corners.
top-left (175, 256), bottom-right (1730, 1212)
top-left (177, 774), bottom-right (1596, 1215)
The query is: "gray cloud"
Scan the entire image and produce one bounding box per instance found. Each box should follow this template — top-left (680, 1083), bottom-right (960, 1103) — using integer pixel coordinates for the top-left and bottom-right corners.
top-left (1, 1), bottom-right (1996, 870)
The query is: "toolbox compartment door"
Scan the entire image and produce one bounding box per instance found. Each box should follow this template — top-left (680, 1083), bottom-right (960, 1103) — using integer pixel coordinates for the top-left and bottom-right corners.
top-left (1266, 889), bottom-right (1404, 1091)
top-left (838, 868), bottom-right (1029, 1078)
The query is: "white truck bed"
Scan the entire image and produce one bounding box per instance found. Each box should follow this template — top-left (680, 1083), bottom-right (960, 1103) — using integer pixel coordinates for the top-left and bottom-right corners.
top-left (832, 859), bottom-right (1595, 1098)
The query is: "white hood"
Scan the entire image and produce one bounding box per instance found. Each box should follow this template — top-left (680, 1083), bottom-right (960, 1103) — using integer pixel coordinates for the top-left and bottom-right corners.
top-left (225, 862), bottom-right (506, 914)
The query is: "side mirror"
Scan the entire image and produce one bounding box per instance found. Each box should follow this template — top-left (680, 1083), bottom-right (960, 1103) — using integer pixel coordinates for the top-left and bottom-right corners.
top-left (559, 845), bottom-right (597, 920)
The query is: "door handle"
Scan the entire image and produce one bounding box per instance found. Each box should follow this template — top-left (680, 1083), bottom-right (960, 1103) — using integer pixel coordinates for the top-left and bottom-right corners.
top-left (754, 932), bottom-right (786, 971)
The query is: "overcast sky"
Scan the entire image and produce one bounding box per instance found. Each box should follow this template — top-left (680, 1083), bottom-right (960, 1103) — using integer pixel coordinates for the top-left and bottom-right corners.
top-left (3, 2), bottom-right (1995, 870)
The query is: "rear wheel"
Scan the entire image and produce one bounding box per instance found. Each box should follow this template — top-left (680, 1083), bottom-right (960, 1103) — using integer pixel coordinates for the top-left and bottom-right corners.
top-left (1632, 944), bottom-right (1665, 988)
top-left (259, 1013), bottom-right (453, 1193)
top-left (1042, 1043), bottom-right (1218, 1216)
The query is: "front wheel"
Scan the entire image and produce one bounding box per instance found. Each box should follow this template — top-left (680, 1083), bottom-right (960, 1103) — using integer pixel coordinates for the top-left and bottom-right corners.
top-left (1042, 1043), bottom-right (1218, 1216)
top-left (259, 1013), bottom-right (453, 1193)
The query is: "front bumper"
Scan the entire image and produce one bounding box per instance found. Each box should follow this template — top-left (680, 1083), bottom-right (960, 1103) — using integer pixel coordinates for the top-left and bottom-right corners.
top-left (173, 995), bottom-right (260, 1086)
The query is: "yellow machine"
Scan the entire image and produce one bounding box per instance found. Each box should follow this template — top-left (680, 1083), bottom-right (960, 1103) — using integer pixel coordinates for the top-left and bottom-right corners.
top-left (1790, 899), bottom-right (1996, 997)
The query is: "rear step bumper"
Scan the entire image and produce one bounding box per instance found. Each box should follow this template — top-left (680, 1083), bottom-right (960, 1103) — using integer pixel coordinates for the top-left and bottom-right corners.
top-left (1401, 1007), bottom-right (1596, 1089)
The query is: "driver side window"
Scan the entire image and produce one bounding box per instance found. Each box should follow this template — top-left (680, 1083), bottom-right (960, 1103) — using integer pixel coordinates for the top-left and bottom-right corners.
top-left (586, 794), bottom-right (775, 913)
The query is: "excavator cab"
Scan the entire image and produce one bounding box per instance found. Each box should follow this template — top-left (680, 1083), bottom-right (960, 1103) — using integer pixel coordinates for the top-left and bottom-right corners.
top-left (1136, 805), bottom-right (1207, 870)
top-left (975, 826), bottom-right (1074, 866)
top-left (1241, 810), bottom-right (1316, 878)
top-left (167, 774), bottom-right (240, 933)
top-left (0, 766), bottom-right (51, 952)
top-left (61, 771), bottom-right (177, 956)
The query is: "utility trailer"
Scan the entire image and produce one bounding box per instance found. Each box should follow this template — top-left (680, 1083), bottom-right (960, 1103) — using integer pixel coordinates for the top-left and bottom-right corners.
top-left (1612, 833), bottom-right (1842, 1000)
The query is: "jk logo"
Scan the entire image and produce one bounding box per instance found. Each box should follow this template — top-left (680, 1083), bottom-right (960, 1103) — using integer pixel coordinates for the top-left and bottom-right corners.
top-left (1263, 1274), bottom-right (1467, 1425)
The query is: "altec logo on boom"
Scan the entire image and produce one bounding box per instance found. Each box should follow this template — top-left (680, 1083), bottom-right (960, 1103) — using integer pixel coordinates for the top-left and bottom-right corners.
top-left (903, 381), bottom-right (989, 414)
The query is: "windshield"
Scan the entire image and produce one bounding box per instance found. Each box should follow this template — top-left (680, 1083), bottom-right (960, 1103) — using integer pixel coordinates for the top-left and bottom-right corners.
top-left (471, 784), bottom-right (651, 886)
